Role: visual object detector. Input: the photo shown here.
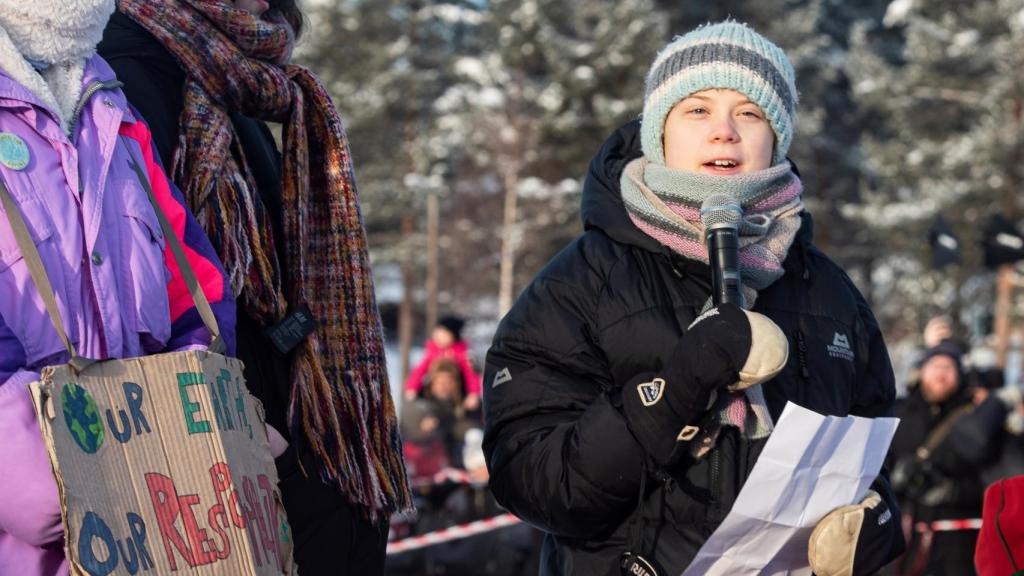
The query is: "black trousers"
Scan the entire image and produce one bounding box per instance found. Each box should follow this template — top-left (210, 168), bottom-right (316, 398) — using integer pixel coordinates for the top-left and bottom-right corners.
top-left (276, 445), bottom-right (389, 575)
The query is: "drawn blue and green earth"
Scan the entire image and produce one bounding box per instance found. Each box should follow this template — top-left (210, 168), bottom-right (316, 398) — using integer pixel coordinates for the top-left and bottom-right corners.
top-left (61, 383), bottom-right (104, 454)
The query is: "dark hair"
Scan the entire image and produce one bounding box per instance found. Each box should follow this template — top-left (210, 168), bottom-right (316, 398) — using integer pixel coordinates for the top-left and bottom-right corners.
top-left (437, 315), bottom-right (466, 342)
top-left (272, 0), bottom-right (305, 40)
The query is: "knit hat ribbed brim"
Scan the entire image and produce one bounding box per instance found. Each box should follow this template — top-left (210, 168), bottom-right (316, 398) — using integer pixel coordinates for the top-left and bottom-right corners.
top-left (640, 21), bottom-right (798, 166)
top-left (918, 339), bottom-right (965, 370)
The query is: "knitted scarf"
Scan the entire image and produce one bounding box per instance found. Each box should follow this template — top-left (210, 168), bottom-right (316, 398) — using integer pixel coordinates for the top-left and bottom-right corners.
top-left (621, 157), bottom-right (804, 450)
top-left (119, 0), bottom-right (411, 521)
top-left (621, 158), bottom-right (804, 307)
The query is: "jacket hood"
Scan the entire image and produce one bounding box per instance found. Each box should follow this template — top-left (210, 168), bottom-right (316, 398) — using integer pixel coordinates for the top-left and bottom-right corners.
top-left (581, 119), bottom-right (814, 254)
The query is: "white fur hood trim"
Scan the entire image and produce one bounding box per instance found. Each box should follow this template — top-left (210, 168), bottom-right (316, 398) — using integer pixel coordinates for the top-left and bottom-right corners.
top-left (0, 25), bottom-right (83, 132)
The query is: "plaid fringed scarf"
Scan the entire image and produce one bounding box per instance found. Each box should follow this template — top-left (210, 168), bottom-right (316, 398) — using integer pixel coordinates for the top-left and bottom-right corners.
top-left (621, 158), bottom-right (804, 453)
top-left (119, 0), bottom-right (412, 521)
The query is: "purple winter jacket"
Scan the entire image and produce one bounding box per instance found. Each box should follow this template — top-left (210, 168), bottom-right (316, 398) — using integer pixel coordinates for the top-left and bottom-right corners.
top-left (0, 55), bottom-right (235, 575)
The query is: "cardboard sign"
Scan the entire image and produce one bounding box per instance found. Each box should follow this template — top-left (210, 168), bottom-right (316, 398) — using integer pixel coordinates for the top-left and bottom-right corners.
top-left (30, 350), bottom-right (293, 576)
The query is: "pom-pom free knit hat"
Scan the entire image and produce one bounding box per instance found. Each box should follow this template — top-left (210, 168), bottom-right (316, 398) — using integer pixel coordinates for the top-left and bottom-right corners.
top-left (437, 315), bottom-right (466, 342)
top-left (917, 339), bottom-right (964, 369)
top-left (640, 21), bottom-right (798, 166)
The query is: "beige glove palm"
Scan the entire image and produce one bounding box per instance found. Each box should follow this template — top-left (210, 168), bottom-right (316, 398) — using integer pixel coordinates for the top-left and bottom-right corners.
top-left (808, 490), bottom-right (890, 576)
top-left (729, 309), bottom-right (789, 391)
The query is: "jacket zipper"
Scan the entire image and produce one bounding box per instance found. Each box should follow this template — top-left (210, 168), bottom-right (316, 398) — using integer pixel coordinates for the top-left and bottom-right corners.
top-left (709, 448), bottom-right (721, 525)
top-left (67, 79), bottom-right (124, 139)
top-left (798, 241), bottom-right (812, 281)
top-left (796, 329), bottom-right (811, 381)
top-left (83, 256), bottom-right (108, 359)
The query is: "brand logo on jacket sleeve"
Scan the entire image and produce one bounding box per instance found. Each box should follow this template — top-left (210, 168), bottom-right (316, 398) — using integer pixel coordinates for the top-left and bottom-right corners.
top-left (492, 367), bottom-right (512, 388)
top-left (638, 378), bottom-right (666, 406)
top-left (826, 332), bottom-right (855, 362)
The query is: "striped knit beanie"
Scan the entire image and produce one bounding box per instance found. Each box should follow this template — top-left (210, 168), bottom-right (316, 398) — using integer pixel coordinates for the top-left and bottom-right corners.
top-left (640, 21), bottom-right (798, 166)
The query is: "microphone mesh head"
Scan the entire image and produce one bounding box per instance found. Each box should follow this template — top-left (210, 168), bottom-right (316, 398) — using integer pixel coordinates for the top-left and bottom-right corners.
top-left (700, 194), bottom-right (743, 230)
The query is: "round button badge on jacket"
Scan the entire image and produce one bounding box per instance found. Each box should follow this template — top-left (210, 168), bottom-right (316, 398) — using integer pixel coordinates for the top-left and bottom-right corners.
top-left (0, 132), bottom-right (30, 171)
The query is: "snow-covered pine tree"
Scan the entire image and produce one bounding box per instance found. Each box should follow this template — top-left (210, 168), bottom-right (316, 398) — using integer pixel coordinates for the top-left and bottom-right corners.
top-left (300, 0), bottom-right (477, 247)
top-left (846, 0), bottom-right (1024, 336)
top-left (431, 0), bottom-right (667, 316)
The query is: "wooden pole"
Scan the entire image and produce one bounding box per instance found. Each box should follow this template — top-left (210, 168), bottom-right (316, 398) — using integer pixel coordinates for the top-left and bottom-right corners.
top-left (425, 189), bottom-right (440, 331)
top-left (998, 97), bottom-right (1024, 372)
top-left (399, 215), bottom-right (416, 384)
top-left (995, 264), bottom-right (1013, 369)
top-left (498, 166), bottom-right (519, 318)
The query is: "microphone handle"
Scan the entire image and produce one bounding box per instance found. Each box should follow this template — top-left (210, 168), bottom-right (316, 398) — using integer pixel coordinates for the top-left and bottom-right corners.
top-left (707, 228), bottom-right (743, 306)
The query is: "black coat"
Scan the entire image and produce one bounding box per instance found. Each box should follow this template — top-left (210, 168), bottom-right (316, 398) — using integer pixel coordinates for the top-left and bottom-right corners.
top-left (97, 16), bottom-right (395, 575)
top-left (482, 120), bottom-right (903, 575)
top-left (949, 394), bottom-right (1024, 489)
top-left (98, 13), bottom-right (292, 439)
top-left (889, 385), bottom-right (984, 519)
top-left (887, 386), bottom-right (983, 574)
top-left (945, 393), bottom-right (1024, 573)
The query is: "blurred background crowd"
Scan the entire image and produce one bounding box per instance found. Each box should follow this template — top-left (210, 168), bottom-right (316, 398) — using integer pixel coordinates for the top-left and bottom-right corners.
top-left (284, 0), bottom-right (1024, 573)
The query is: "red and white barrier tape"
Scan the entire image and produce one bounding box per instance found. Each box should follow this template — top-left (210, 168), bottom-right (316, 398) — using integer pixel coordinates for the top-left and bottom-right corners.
top-left (916, 518), bottom-right (982, 533)
top-left (410, 467), bottom-right (484, 489)
top-left (387, 513), bottom-right (522, 555)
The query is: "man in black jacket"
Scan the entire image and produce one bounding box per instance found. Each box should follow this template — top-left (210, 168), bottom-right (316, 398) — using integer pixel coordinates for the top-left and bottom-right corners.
top-left (889, 341), bottom-right (984, 574)
top-left (483, 21), bottom-right (904, 576)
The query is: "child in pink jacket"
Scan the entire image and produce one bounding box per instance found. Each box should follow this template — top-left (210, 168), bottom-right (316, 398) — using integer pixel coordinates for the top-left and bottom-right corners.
top-left (404, 316), bottom-right (482, 411)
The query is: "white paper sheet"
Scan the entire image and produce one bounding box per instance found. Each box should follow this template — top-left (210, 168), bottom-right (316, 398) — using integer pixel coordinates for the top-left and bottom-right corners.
top-left (681, 402), bottom-right (899, 576)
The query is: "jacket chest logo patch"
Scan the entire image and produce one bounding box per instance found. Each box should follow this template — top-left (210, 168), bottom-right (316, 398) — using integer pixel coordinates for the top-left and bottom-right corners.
top-left (638, 378), bottom-right (666, 406)
top-left (827, 332), bottom-right (855, 362)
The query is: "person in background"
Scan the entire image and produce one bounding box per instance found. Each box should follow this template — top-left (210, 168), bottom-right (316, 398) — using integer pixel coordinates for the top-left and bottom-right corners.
top-left (0, 1), bottom-right (234, 573)
top-left (401, 359), bottom-right (478, 478)
top-left (405, 315), bottom-right (482, 413)
top-left (923, 315), bottom-right (955, 349)
top-left (98, 1), bottom-right (411, 573)
top-left (482, 20), bottom-right (903, 576)
top-left (948, 367), bottom-right (1024, 489)
top-left (889, 340), bottom-right (984, 575)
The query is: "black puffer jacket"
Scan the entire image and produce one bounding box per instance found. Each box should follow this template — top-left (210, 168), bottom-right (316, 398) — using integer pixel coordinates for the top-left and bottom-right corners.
top-left (482, 120), bottom-right (903, 575)
top-left (950, 394), bottom-right (1024, 487)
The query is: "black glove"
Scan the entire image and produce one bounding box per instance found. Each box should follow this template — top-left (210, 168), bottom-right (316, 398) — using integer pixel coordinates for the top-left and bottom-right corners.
top-left (620, 304), bottom-right (786, 465)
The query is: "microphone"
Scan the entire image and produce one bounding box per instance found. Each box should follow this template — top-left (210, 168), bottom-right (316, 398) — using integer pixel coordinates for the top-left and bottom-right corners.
top-left (700, 195), bottom-right (744, 306)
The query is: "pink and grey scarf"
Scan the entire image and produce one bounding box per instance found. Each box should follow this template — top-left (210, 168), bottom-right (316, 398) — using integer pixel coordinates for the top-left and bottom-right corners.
top-left (621, 158), bottom-right (804, 449)
top-left (620, 157), bottom-right (804, 308)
